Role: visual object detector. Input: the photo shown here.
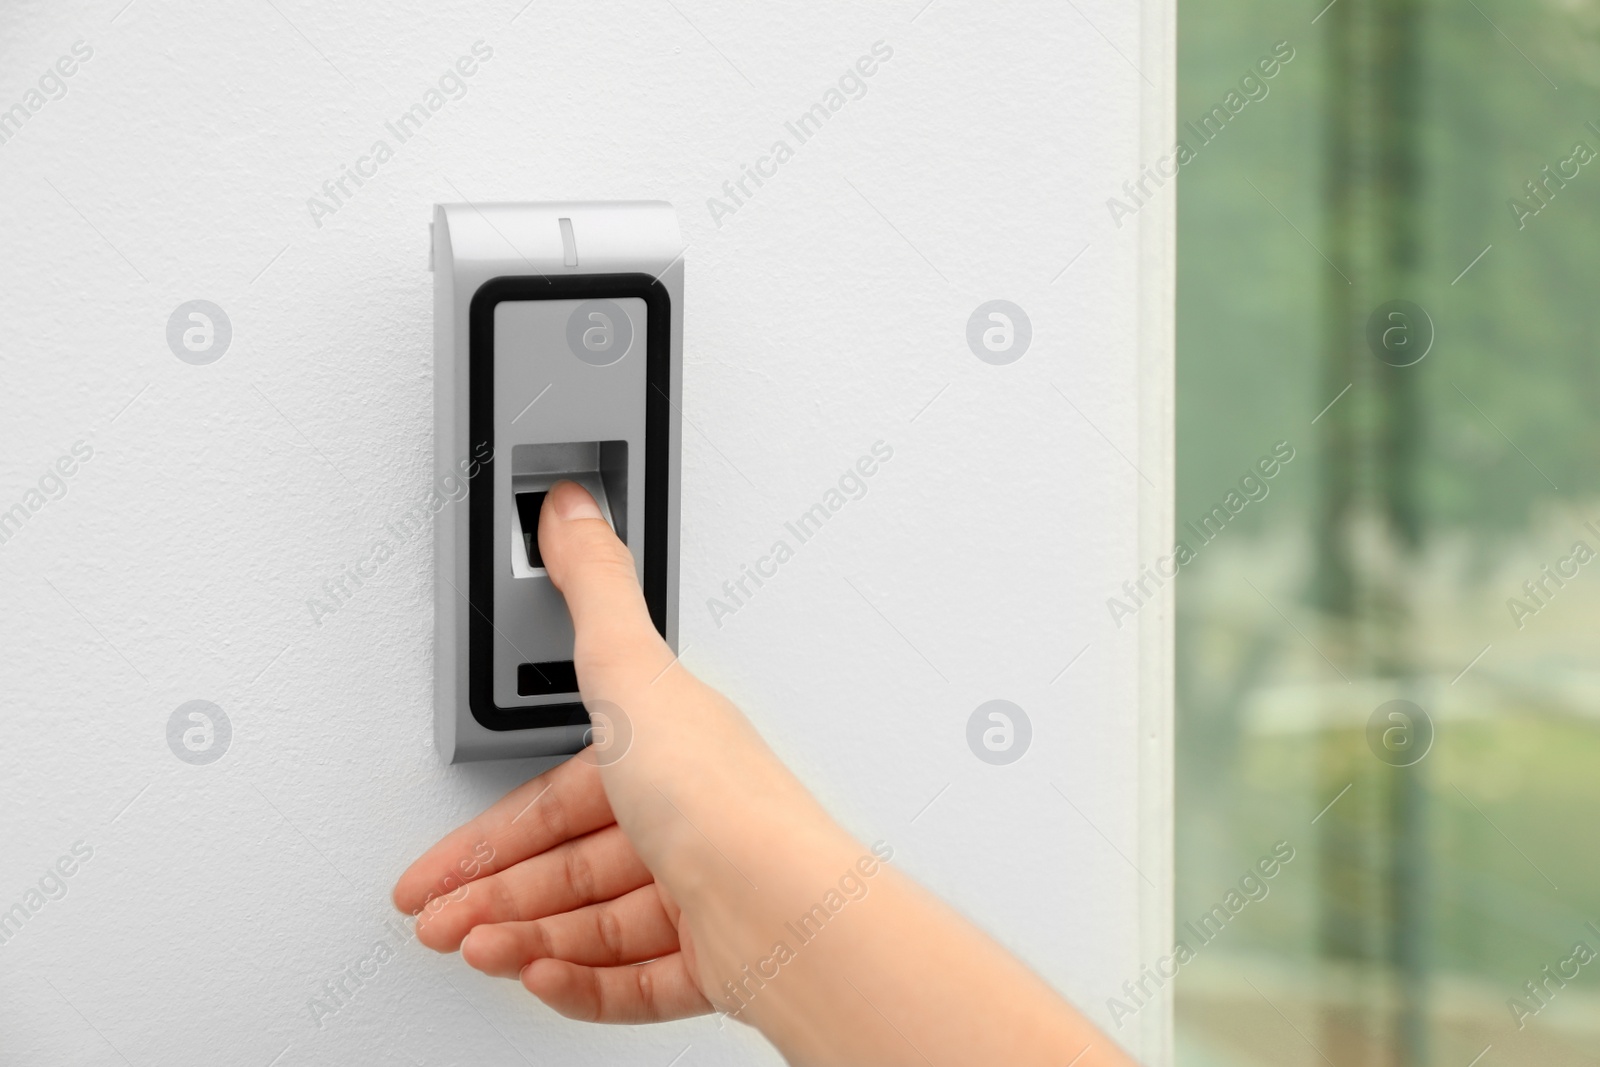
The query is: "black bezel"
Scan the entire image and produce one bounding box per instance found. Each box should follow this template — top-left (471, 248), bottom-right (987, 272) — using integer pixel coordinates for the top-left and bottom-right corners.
top-left (467, 274), bottom-right (672, 731)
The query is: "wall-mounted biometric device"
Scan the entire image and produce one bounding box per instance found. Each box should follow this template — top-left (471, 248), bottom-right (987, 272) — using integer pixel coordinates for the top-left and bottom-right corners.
top-left (432, 202), bottom-right (683, 763)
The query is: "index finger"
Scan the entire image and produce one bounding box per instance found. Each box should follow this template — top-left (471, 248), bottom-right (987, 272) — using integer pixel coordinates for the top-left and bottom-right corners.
top-left (538, 480), bottom-right (669, 690)
top-left (393, 755), bottom-right (615, 915)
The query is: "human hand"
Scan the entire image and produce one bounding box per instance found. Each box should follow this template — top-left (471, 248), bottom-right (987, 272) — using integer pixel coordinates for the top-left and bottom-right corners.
top-left (395, 480), bottom-right (843, 1022)
top-left (394, 481), bottom-right (1133, 1066)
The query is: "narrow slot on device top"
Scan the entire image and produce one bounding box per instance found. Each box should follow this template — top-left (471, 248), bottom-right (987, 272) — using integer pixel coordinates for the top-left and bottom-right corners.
top-left (558, 217), bottom-right (578, 267)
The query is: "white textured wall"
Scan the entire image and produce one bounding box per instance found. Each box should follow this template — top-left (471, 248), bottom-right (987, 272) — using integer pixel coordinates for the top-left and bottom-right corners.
top-left (0, 1), bottom-right (1167, 1063)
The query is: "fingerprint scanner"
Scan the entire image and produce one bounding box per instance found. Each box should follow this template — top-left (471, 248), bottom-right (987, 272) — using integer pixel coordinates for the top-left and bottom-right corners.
top-left (515, 491), bottom-right (547, 567)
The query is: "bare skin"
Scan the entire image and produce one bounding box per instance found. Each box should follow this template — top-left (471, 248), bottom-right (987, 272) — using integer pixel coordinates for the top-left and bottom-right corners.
top-left (393, 480), bottom-right (1137, 1067)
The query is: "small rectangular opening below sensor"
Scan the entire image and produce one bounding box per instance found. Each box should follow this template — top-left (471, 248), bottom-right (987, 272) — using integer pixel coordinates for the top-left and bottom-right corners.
top-left (518, 659), bottom-right (579, 697)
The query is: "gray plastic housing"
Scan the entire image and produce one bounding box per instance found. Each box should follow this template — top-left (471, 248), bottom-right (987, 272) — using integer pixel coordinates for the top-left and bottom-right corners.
top-left (432, 202), bottom-right (683, 763)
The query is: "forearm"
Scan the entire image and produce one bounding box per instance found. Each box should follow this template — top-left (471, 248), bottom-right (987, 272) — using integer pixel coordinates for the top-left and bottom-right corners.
top-left (666, 802), bottom-right (1132, 1067)
top-left (780, 870), bottom-right (1131, 1067)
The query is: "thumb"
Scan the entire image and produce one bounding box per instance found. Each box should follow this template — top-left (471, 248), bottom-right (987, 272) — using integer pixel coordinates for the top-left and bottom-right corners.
top-left (537, 481), bottom-right (667, 690)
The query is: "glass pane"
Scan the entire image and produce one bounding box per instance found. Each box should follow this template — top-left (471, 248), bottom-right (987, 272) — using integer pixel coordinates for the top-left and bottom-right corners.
top-left (1177, 1), bottom-right (1599, 1064)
